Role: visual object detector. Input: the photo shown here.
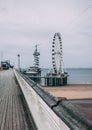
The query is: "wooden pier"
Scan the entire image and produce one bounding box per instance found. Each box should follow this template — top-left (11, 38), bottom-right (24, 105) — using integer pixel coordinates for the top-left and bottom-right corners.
top-left (26, 74), bottom-right (68, 86)
top-left (0, 69), bottom-right (36, 130)
top-left (1, 69), bottom-right (92, 130)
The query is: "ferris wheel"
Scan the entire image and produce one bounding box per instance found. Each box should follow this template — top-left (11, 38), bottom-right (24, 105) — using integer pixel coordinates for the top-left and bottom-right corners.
top-left (52, 33), bottom-right (63, 74)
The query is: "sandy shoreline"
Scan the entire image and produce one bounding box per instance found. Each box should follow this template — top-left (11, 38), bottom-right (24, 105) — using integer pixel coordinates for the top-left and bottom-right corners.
top-left (43, 84), bottom-right (92, 100)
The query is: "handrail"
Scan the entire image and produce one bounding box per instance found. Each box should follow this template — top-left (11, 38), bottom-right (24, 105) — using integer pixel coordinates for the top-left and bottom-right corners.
top-left (14, 69), bottom-right (92, 130)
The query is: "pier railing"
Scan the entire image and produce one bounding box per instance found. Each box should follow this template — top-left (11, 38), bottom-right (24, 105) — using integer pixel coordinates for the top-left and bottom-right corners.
top-left (14, 69), bottom-right (92, 130)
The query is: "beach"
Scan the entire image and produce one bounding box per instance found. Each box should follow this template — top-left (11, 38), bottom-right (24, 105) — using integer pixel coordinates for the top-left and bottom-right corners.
top-left (43, 84), bottom-right (92, 100)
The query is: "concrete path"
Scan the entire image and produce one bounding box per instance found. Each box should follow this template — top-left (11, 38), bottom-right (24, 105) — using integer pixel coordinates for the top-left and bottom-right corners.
top-left (0, 69), bottom-right (36, 130)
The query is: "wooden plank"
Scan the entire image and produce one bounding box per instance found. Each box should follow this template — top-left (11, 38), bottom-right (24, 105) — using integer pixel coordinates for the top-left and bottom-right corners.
top-left (3, 96), bottom-right (9, 130)
top-left (12, 95), bottom-right (17, 130)
top-left (0, 97), bottom-right (8, 130)
top-left (0, 97), bottom-right (5, 128)
top-left (17, 95), bottom-right (29, 130)
top-left (8, 95), bottom-right (13, 130)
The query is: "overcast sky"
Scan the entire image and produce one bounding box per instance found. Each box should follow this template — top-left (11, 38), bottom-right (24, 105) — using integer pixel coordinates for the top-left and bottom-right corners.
top-left (0, 0), bottom-right (92, 68)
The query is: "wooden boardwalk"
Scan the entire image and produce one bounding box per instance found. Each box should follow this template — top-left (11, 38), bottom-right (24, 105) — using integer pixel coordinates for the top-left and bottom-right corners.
top-left (0, 69), bottom-right (36, 130)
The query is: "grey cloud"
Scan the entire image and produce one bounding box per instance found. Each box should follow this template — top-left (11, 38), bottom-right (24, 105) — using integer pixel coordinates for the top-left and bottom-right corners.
top-left (0, 0), bottom-right (92, 68)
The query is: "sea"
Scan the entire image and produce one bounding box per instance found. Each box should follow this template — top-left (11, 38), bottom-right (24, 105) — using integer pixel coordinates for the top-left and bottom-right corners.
top-left (41, 68), bottom-right (92, 85)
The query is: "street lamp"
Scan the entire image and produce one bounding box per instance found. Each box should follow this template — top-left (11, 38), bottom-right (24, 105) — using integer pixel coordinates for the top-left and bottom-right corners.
top-left (17, 54), bottom-right (20, 71)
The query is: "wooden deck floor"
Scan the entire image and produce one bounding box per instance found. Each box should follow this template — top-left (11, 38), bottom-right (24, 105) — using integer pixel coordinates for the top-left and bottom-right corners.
top-left (0, 69), bottom-right (36, 130)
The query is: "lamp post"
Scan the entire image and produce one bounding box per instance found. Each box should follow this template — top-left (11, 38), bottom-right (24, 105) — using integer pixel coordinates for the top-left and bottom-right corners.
top-left (17, 54), bottom-right (20, 71)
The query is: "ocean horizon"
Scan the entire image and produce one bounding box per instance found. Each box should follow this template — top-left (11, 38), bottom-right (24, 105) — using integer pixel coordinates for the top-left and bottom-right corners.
top-left (41, 68), bottom-right (92, 85)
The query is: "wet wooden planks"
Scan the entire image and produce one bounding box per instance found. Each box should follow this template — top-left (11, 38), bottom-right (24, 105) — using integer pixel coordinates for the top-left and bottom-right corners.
top-left (0, 69), bottom-right (36, 130)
